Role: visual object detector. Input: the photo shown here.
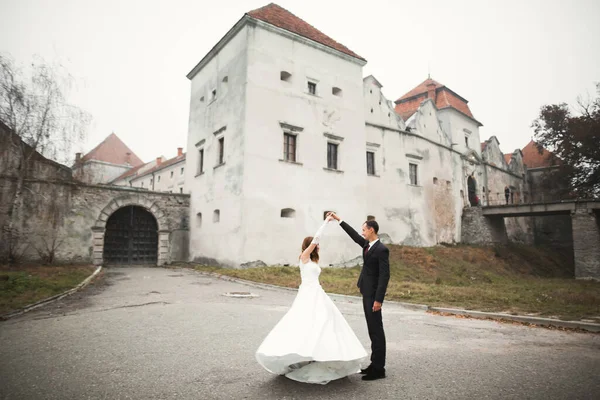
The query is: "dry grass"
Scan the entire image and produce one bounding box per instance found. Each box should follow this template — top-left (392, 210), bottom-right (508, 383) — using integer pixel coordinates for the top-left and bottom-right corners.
top-left (0, 264), bottom-right (96, 315)
top-left (190, 244), bottom-right (600, 321)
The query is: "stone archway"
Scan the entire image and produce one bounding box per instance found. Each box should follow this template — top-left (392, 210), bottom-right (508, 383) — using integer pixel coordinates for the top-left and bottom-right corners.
top-left (103, 206), bottom-right (158, 265)
top-left (91, 194), bottom-right (170, 266)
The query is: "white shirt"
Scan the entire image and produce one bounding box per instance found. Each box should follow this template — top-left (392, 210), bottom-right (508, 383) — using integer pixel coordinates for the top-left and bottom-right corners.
top-left (367, 238), bottom-right (379, 249)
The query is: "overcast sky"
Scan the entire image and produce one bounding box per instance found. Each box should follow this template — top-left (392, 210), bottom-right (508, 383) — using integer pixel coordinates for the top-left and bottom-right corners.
top-left (1, 0), bottom-right (598, 163)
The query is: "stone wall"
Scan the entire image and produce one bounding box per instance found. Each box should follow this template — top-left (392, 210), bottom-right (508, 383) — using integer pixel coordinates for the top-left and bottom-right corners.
top-left (534, 214), bottom-right (574, 266)
top-left (1, 125), bottom-right (190, 265)
top-left (461, 206), bottom-right (508, 245)
top-left (571, 208), bottom-right (600, 279)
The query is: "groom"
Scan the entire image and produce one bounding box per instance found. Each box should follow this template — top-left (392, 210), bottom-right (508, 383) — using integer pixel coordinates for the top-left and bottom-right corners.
top-left (328, 212), bottom-right (390, 381)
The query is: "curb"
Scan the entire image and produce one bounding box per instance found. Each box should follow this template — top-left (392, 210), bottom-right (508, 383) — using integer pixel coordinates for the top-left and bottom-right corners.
top-left (0, 266), bottom-right (103, 321)
top-left (428, 307), bottom-right (600, 333)
top-left (187, 268), bottom-right (600, 333)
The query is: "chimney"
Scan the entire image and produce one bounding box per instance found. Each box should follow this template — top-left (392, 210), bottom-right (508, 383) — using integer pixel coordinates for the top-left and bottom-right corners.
top-left (177, 147), bottom-right (183, 157)
top-left (426, 82), bottom-right (436, 102)
top-left (156, 157), bottom-right (162, 165)
top-left (75, 152), bottom-right (81, 163)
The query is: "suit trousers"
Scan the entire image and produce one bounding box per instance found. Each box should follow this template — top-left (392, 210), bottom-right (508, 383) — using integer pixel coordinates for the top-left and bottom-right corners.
top-left (362, 293), bottom-right (386, 370)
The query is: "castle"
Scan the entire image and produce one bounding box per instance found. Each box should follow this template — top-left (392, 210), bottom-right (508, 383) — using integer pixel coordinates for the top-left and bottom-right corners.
top-left (70, 3), bottom-right (550, 267)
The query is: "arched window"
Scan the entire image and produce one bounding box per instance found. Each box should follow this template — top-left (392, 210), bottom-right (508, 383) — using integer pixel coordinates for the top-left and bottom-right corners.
top-left (213, 209), bottom-right (220, 223)
top-left (281, 208), bottom-right (296, 218)
top-left (280, 71), bottom-right (292, 82)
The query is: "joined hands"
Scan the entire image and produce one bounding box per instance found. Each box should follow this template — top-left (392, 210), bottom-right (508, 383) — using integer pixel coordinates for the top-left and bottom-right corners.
top-left (326, 212), bottom-right (340, 221)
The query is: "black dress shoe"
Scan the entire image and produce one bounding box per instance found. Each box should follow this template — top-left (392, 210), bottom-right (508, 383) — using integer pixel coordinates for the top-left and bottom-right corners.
top-left (362, 368), bottom-right (386, 381)
top-left (359, 365), bottom-right (373, 375)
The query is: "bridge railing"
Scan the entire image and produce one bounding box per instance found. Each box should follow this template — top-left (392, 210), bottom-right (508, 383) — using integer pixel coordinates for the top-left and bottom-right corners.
top-left (478, 191), bottom-right (579, 207)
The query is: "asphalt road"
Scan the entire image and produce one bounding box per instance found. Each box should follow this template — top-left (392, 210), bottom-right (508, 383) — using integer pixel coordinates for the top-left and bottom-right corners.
top-left (1, 267), bottom-right (599, 400)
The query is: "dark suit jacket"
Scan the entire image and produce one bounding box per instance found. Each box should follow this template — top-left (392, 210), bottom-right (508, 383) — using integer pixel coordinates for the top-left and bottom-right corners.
top-left (340, 221), bottom-right (390, 303)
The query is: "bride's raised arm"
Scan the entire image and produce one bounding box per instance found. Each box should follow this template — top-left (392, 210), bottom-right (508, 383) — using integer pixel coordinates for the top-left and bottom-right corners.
top-left (300, 216), bottom-right (333, 263)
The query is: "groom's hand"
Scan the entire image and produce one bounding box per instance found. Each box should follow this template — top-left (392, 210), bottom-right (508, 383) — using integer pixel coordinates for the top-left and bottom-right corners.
top-left (372, 301), bottom-right (382, 312)
top-left (327, 212), bottom-right (341, 221)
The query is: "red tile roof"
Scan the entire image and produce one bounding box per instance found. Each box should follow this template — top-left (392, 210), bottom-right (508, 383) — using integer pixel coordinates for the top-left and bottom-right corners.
top-left (247, 3), bottom-right (365, 62)
top-left (521, 140), bottom-right (561, 169)
top-left (397, 78), bottom-right (445, 102)
top-left (504, 154), bottom-right (512, 165)
top-left (80, 133), bottom-right (143, 167)
top-left (111, 153), bottom-right (186, 183)
top-left (394, 78), bottom-right (480, 125)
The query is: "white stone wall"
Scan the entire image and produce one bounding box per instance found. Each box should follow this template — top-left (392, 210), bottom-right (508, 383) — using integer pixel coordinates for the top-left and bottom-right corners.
top-left (239, 21), bottom-right (368, 266)
top-left (184, 23), bottom-right (250, 266)
top-left (152, 161), bottom-right (186, 193)
top-left (73, 160), bottom-right (131, 184)
top-left (180, 17), bottom-right (535, 267)
top-left (127, 160), bottom-right (186, 193)
top-left (366, 91), bottom-right (463, 246)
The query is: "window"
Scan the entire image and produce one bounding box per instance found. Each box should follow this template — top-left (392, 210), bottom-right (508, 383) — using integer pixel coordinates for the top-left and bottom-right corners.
top-left (465, 135), bottom-right (469, 147)
top-left (433, 177), bottom-right (438, 184)
top-left (409, 163), bottom-right (418, 185)
top-left (283, 133), bottom-right (297, 162)
top-left (218, 137), bottom-right (224, 164)
top-left (196, 212), bottom-right (202, 228)
top-left (211, 89), bottom-right (217, 101)
top-left (141, 182), bottom-right (144, 187)
top-left (327, 143), bottom-right (338, 170)
top-left (170, 171), bottom-right (174, 178)
top-left (157, 175), bottom-right (161, 182)
top-left (213, 209), bottom-right (220, 223)
top-left (332, 87), bottom-right (342, 96)
top-left (366, 151), bottom-right (375, 175)
top-left (222, 76), bottom-right (228, 83)
top-left (179, 188), bottom-right (183, 193)
top-left (200, 96), bottom-right (205, 102)
top-left (198, 148), bottom-right (204, 174)
top-left (280, 208), bottom-right (296, 218)
top-left (308, 81), bottom-right (317, 95)
top-left (180, 167), bottom-right (184, 175)
top-left (281, 71), bottom-right (291, 82)
top-left (150, 178), bottom-right (153, 185)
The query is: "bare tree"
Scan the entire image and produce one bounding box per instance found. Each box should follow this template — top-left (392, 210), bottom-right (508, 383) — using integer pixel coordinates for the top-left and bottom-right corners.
top-left (0, 53), bottom-right (91, 263)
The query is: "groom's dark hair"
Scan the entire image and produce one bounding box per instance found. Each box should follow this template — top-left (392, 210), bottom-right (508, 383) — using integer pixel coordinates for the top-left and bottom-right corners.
top-left (364, 220), bottom-right (379, 234)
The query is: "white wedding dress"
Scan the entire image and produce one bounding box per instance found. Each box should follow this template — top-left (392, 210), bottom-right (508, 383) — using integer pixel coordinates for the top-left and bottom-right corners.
top-left (255, 238), bottom-right (368, 384)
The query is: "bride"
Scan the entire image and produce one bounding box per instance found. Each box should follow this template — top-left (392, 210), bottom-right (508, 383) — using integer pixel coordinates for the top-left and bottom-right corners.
top-left (255, 216), bottom-right (368, 384)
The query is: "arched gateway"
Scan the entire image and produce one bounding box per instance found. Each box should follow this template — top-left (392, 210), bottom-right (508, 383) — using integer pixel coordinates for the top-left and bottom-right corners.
top-left (91, 195), bottom-right (171, 266)
top-left (103, 206), bottom-right (158, 265)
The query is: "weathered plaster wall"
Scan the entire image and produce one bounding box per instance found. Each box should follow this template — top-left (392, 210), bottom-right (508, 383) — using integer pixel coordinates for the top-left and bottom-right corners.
top-left (1, 124), bottom-right (190, 264)
top-left (239, 21), bottom-right (367, 267)
top-left (184, 23), bottom-right (249, 266)
top-left (129, 159), bottom-right (186, 194)
top-left (72, 160), bottom-right (131, 184)
top-left (364, 94), bottom-right (460, 247)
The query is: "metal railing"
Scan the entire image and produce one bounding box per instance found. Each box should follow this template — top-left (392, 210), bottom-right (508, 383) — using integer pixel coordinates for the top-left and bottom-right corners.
top-left (474, 191), bottom-right (582, 207)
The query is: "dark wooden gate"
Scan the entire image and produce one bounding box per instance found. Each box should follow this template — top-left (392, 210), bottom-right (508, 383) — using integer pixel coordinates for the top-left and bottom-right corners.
top-left (103, 206), bottom-right (158, 265)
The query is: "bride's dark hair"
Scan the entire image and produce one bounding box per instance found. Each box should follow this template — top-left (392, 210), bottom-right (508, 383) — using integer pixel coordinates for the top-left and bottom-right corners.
top-left (301, 236), bottom-right (319, 262)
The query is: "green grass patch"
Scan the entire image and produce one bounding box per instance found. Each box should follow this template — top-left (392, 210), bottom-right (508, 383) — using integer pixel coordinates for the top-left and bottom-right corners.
top-left (0, 265), bottom-right (95, 315)
top-left (189, 244), bottom-right (600, 321)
